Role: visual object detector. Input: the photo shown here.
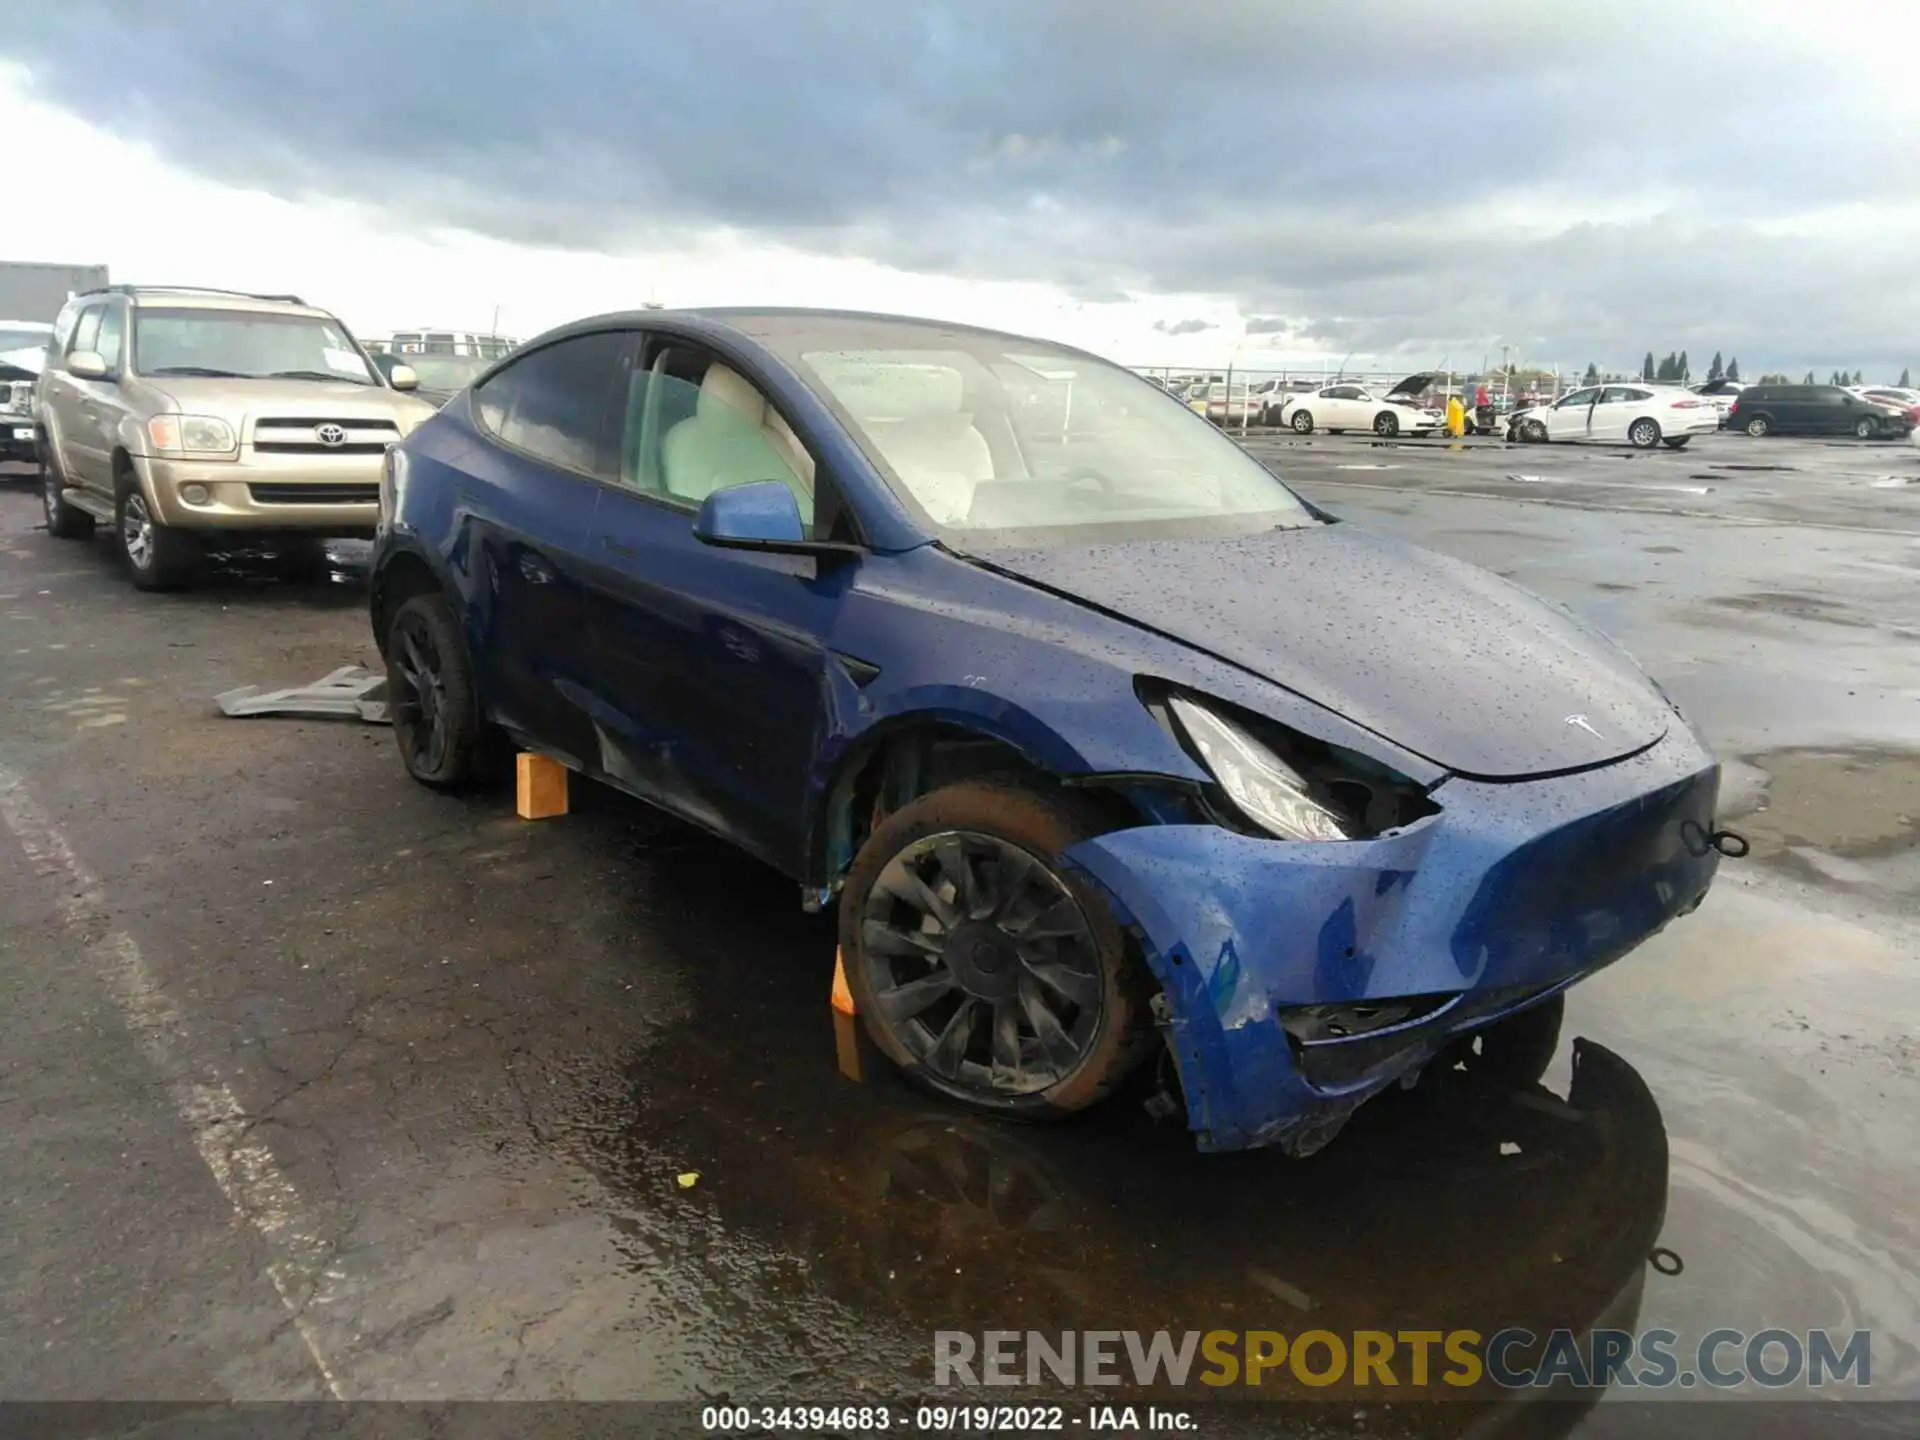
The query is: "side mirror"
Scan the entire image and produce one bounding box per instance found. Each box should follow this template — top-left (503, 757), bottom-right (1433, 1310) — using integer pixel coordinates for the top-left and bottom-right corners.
top-left (693, 479), bottom-right (810, 548)
top-left (67, 351), bottom-right (107, 380)
top-left (387, 364), bottom-right (419, 391)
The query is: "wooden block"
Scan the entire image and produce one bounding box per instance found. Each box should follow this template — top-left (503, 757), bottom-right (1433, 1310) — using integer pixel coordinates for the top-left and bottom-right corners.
top-left (515, 752), bottom-right (569, 820)
top-left (831, 947), bottom-right (865, 1082)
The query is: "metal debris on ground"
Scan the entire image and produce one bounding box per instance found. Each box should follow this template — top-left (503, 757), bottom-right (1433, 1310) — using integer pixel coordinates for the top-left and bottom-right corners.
top-left (214, 665), bottom-right (390, 724)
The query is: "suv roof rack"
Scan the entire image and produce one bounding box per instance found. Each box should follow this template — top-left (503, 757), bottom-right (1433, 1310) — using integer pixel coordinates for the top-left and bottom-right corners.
top-left (79, 284), bottom-right (309, 306)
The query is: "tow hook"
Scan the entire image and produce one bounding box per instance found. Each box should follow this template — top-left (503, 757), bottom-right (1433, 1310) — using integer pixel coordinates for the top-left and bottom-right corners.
top-left (1682, 821), bottom-right (1750, 859)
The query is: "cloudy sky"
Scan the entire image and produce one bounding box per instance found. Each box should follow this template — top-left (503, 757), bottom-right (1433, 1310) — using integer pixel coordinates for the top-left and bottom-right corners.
top-left (3, 1), bottom-right (1917, 377)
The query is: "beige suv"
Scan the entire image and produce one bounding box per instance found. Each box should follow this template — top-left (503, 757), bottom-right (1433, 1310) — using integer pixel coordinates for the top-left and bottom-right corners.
top-left (37, 285), bottom-right (436, 590)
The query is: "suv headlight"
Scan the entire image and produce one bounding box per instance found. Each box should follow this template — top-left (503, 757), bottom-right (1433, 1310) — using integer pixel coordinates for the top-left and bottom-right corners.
top-left (147, 414), bottom-right (236, 455)
top-left (1167, 695), bottom-right (1358, 841)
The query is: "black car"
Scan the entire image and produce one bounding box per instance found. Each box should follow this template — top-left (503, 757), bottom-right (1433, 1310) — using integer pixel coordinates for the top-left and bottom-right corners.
top-left (1727, 384), bottom-right (1912, 439)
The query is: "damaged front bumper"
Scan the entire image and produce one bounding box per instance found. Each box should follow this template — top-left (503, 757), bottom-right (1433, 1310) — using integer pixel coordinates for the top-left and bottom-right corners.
top-left (1062, 728), bottom-right (1721, 1154)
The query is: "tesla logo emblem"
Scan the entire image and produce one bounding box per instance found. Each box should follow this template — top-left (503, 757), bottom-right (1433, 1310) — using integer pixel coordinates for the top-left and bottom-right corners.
top-left (1564, 714), bottom-right (1602, 738)
top-left (314, 423), bottom-right (347, 447)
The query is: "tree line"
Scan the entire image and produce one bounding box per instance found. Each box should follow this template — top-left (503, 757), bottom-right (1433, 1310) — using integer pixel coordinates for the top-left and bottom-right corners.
top-left (1578, 352), bottom-right (1911, 389)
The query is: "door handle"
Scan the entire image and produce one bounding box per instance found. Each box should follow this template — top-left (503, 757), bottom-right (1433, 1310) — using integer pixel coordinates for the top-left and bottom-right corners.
top-left (517, 553), bottom-right (556, 584)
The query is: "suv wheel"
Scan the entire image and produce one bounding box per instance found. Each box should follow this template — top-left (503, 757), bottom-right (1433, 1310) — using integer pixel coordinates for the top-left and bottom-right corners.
top-left (840, 778), bottom-right (1154, 1119)
top-left (42, 463), bottom-right (94, 540)
top-left (1744, 414), bottom-right (1772, 437)
top-left (117, 484), bottom-right (200, 591)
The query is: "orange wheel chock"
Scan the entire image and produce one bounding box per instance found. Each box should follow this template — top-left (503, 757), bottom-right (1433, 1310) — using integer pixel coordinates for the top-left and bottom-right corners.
top-left (831, 947), bottom-right (864, 1082)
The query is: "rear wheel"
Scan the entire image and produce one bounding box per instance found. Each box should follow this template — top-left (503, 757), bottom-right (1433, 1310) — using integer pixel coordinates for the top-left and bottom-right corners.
top-left (117, 482), bottom-right (201, 591)
top-left (1373, 411), bottom-right (1400, 438)
top-left (841, 778), bottom-right (1153, 1119)
top-left (1290, 410), bottom-right (1314, 434)
top-left (1662, 437), bottom-right (1690, 450)
top-left (42, 459), bottom-right (94, 540)
top-left (385, 593), bottom-right (484, 788)
top-left (1744, 414), bottom-right (1772, 437)
top-left (1628, 417), bottom-right (1661, 450)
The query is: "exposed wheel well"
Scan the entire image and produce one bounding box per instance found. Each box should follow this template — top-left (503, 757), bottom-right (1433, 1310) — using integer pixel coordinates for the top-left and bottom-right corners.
top-left (112, 449), bottom-right (137, 492)
top-left (811, 722), bottom-right (1156, 893)
top-left (371, 552), bottom-right (443, 656)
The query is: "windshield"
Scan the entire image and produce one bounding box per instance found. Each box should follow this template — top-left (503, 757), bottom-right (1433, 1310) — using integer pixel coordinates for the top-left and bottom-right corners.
top-left (132, 308), bottom-right (376, 384)
top-left (778, 332), bottom-right (1320, 543)
top-left (0, 326), bottom-right (50, 353)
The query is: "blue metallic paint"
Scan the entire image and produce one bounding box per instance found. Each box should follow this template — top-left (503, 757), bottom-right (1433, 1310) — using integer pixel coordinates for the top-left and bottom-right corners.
top-left (693, 479), bottom-right (810, 546)
top-left (373, 307), bottom-right (1727, 1153)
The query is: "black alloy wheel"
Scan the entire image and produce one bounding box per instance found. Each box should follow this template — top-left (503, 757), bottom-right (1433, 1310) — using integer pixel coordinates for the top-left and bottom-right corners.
top-left (842, 780), bottom-right (1150, 1117)
top-left (385, 593), bottom-right (482, 788)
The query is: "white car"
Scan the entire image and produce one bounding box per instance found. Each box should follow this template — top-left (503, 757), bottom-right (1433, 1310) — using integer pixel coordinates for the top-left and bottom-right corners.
top-left (1509, 383), bottom-right (1719, 449)
top-left (1280, 373), bottom-right (1444, 438)
top-left (1688, 378), bottom-right (1746, 426)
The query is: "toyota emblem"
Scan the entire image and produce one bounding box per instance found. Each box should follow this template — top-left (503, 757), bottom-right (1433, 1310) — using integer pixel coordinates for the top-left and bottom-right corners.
top-left (314, 423), bottom-right (348, 447)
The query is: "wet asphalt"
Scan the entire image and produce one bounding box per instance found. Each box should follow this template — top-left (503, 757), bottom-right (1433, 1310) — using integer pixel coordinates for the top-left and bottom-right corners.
top-left (0, 429), bottom-right (1915, 1435)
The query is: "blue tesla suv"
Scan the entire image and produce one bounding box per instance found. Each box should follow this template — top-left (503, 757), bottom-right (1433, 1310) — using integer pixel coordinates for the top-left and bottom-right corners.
top-left (369, 309), bottom-right (1724, 1154)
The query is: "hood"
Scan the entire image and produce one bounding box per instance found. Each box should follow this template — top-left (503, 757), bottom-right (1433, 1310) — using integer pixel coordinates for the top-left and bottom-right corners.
top-left (148, 376), bottom-right (435, 427)
top-left (969, 525), bottom-right (1670, 779)
top-left (1384, 371), bottom-right (1442, 400)
top-left (0, 345), bottom-right (47, 378)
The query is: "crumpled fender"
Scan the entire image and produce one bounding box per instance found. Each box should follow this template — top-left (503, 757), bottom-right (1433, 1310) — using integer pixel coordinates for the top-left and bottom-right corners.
top-left (1062, 734), bottom-right (1721, 1152)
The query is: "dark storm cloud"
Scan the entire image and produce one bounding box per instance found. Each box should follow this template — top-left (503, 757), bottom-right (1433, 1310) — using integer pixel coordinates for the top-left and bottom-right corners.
top-left (6, 0), bottom-right (1916, 367)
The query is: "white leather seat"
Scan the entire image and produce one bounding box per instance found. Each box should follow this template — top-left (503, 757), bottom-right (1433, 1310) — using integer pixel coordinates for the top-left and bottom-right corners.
top-left (661, 364), bottom-right (813, 509)
top-left (863, 414), bottom-right (994, 525)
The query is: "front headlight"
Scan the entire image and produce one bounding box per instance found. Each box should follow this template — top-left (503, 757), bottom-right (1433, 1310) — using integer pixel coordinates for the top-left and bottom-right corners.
top-left (1167, 696), bottom-right (1357, 841)
top-left (147, 414), bottom-right (236, 455)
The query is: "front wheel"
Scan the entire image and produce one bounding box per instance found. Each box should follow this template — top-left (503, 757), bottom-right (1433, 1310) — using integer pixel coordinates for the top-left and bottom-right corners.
top-left (1445, 993), bottom-right (1564, 1087)
top-left (385, 592), bottom-right (485, 788)
top-left (1373, 411), bottom-right (1400, 438)
top-left (1744, 415), bottom-right (1771, 437)
top-left (1522, 419), bottom-right (1548, 443)
top-left (1290, 410), bottom-right (1314, 434)
top-left (117, 484), bottom-right (201, 591)
top-left (1662, 437), bottom-right (1690, 450)
top-left (1628, 417), bottom-right (1661, 450)
top-left (1854, 417), bottom-right (1878, 440)
top-left (840, 779), bottom-right (1153, 1119)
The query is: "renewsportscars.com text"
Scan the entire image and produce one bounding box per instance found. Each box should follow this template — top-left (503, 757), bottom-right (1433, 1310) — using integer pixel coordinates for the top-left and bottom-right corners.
top-left (933, 1328), bottom-right (1871, 1391)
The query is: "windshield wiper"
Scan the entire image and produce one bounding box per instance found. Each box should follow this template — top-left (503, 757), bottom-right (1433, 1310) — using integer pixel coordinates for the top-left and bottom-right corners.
top-left (267, 369), bottom-right (369, 384)
top-left (148, 365), bottom-right (249, 378)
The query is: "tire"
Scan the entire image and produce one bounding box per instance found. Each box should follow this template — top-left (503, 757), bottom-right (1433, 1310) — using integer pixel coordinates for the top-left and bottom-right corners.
top-left (1744, 414), bottom-right (1771, 437)
top-left (1290, 410), bottom-right (1314, 434)
top-left (1662, 437), bottom-right (1690, 450)
top-left (1446, 993), bottom-right (1564, 1087)
top-left (840, 778), bottom-right (1153, 1120)
top-left (385, 592), bottom-right (485, 789)
top-left (1373, 411), bottom-right (1400, 438)
top-left (1522, 419), bottom-right (1548, 443)
top-left (1628, 417), bottom-right (1661, 450)
top-left (42, 458), bottom-right (94, 540)
top-left (116, 480), bottom-right (200, 591)
top-left (1853, 417), bottom-right (1878, 440)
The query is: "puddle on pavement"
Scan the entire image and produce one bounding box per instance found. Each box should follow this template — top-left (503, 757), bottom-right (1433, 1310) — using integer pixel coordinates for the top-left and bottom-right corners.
top-left (1732, 747), bottom-right (1920, 866)
top-left (551, 797), bottom-right (1674, 1423)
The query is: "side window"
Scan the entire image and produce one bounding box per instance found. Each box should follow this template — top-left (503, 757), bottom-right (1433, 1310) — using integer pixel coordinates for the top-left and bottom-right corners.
top-left (1599, 386), bottom-right (1638, 404)
top-left (617, 345), bottom-right (814, 527)
top-left (69, 305), bottom-right (103, 358)
top-left (94, 304), bottom-right (125, 372)
top-left (50, 300), bottom-right (82, 356)
top-left (472, 330), bottom-right (632, 478)
top-left (1556, 387), bottom-right (1598, 408)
